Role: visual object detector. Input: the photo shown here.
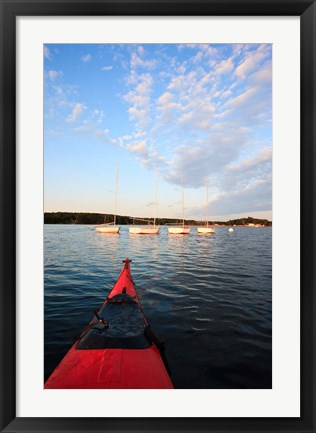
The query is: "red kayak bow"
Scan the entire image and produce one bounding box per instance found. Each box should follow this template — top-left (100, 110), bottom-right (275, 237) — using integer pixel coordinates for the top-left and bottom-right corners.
top-left (45, 258), bottom-right (173, 389)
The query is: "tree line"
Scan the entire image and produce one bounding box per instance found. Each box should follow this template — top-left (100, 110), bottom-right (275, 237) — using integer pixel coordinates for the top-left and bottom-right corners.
top-left (44, 212), bottom-right (272, 226)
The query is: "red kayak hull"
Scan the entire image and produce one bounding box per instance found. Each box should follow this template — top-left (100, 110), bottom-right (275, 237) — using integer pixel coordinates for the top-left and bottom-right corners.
top-left (45, 345), bottom-right (172, 389)
top-left (45, 259), bottom-right (173, 389)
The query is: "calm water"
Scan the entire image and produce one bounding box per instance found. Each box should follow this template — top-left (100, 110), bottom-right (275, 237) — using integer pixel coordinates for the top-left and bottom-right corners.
top-left (44, 224), bottom-right (272, 388)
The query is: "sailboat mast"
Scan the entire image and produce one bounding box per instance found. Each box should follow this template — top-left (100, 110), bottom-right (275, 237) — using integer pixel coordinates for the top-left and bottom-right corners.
top-left (206, 177), bottom-right (209, 227)
top-left (182, 174), bottom-right (184, 227)
top-left (114, 165), bottom-right (118, 225)
top-left (154, 166), bottom-right (158, 227)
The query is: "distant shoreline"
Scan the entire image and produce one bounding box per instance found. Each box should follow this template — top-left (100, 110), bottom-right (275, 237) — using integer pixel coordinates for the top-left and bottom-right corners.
top-left (44, 212), bottom-right (272, 227)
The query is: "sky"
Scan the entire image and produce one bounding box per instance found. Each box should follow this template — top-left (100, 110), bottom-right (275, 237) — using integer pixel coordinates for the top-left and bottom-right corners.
top-left (44, 43), bottom-right (272, 222)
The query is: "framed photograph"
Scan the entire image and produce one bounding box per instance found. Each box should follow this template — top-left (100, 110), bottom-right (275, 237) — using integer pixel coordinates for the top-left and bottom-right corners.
top-left (1, 1), bottom-right (315, 432)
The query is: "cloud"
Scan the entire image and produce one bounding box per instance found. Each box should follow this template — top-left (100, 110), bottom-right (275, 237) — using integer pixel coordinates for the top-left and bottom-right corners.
top-left (47, 128), bottom-right (63, 136)
top-left (66, 103), bottom-right (86, 123)
top-left (214, 57), bottom-right (234, 75)
top-left (235, 44), bottom-right (271, 79)
top-left (184, 147), bottom-right (272, 218)
top-left (249, 63), bottom-right (272, 85)
top-left (157, 92), bottom-right (181, 123)
top-left (48, 70), bottom-right (63, 81)
top-left (156, 67), bottom-right (217, 131)
top-left (92, 109), bottom-right (105, 123)
top-left (225, 87), bottom-right (257, 109)
top-left (167, 75), bottom-right (186, 91)
top-left (136, 74), bottom-right (153, 94)
top-left (163, 122), bottom-right (255, 189)
top-left (181, 44), bottom-right (218, 64)
top-left (73, 120), bottom-right (117, 144)
top-left (157, 92), bottom-right (173, 105)
top-left (129, 140), bottom-right (147, 153)
top-left (221, 90), bottom-right (232, 99)
top-left (123, 72), bottom-right (153, 128)
top-left (209, 178), bottom-right (272, 216)
top-left (73, 123), bottom-right (90, 132)
top-left (81, 54), bottom-right (92, 62)
top-left (60, 43), bottom-right (271, 218)
top-left (45, 74), bottom-right (80, 124)
top-left (127, 106), bottom-right (147, 122)
top-left (228, 147), bottom-right (272, 172)
top-left (44, 46), bottom-right (52, 60)
top-left (226, 156), bottom-right (271, 190)
top-left (130, 50), bottom-right (156, 70)
top-left (86, 45), bottom-right (269, 218)
top-left (219, 59), bottom-right (271, 127)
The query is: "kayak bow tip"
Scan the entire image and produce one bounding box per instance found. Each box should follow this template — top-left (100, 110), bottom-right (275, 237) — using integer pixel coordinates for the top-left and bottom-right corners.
top-left (122, 258), bottom-right (132, 268)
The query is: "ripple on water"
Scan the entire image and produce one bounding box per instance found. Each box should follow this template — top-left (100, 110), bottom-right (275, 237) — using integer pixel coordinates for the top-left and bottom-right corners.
top-left (44, 225), bottom-right (272, 388)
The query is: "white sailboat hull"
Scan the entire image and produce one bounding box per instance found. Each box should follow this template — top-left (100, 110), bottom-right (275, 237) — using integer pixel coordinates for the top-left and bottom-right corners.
top-left (197, 227), bottom-right (215, 234)
top-left (168, 226), bottom-right (190, 234)
top-left (129, 227), bottom-right (159, 234)
top-left (96, 225), bottom-right (120, 234)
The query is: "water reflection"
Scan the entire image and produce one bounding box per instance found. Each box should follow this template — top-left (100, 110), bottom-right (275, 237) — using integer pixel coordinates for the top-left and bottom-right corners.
top-left (44, 224), bottom-right (272, 389)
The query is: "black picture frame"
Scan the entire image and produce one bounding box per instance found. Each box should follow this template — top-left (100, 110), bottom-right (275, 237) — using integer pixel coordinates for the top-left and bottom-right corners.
top-left (1, 1), bottom-right (315, 432)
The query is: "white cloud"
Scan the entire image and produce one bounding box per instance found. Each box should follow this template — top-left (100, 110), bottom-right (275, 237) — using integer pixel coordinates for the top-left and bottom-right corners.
top-left (66, 103), bottom-right (86, 123)
top-left (101, 66), bottom-right (113, 71)
top-left (235, 44), bottom-right (270, 79)
top-left (45, 78), bottom-right (80, 124)
top-left (225, 87), bottom-right (257, 109)
top-left (47, 128), bottom-right (62, 136)
top-left (48, 70), bottom-right (63, 81)
top-left (134, 131), bottom-right (146, 139)
top-left (157, 92), bottom-right (173, 105)
top-left (73, 122), bottom-right (90, 132)
top-left (119, 135), bottom-right (132, 142)
top-left (121, 45), bottom-right (271, 202)
top-left (129, 140), bottom-right (146, 153)
top-left (130, 51), bottom-right (156, 70)
top-left (167, 76), bottom-right (184, 91)
top-left (228, 147), bottom-right (272, 172)
top-left (156, 91), bottom-right (182, 123)
top-left (176, 99), bottom-right (215, 130)
top-left (249, 64), bottom-right (272, 85)
top-left (214, 57), bottom-right (234, 75)
top-left (178, 112), bottom-right (193, 123)
top-left (156, 68), bottom-right (216, 129)
top-left (136, 74), bottom-right (153, 94)
top-left (93, 109), bottom-right (105, 123)
top-left (44, 46), bottom-right (52, 60)
top-left (221, 90), bottom-right (233, 99)
top-left (123, 72), bottom-right (153, 129)
top-left (81, 54), bottom-right (92, 62)
top-left (163, 130), bottom-right (271, 219)
top-left (73, 120), bottom-right (116, 145)
top-left (84, 43), bottom-right (272, 217)
top-left (209, 178), bottom-right (272, 216)
top-left (184, 44), bottom-right (218, 64)
top-left (164, 126), bottom-right (250, 189)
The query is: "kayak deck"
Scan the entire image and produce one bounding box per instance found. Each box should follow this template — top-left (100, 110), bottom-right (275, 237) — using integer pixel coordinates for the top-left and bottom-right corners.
top-left (45, 258), bottom-right (173, 389)
top-left (76, 293), bottom-right (151, 350)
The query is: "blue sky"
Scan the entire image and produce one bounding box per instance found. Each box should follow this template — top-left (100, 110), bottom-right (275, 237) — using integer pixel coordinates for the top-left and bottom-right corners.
top-left (44, 44), bottom-right (272, 221)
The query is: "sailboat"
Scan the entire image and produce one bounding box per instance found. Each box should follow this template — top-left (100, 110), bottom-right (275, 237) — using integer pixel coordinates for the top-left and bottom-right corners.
top-left (96, 165), bottom-right (120, 234)
top-left (197, 178), bottom-right (215, 234)
top-left (129, 168), bottom-right (159, 234)
top-left (168, 175), bottom-right (190, 234)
